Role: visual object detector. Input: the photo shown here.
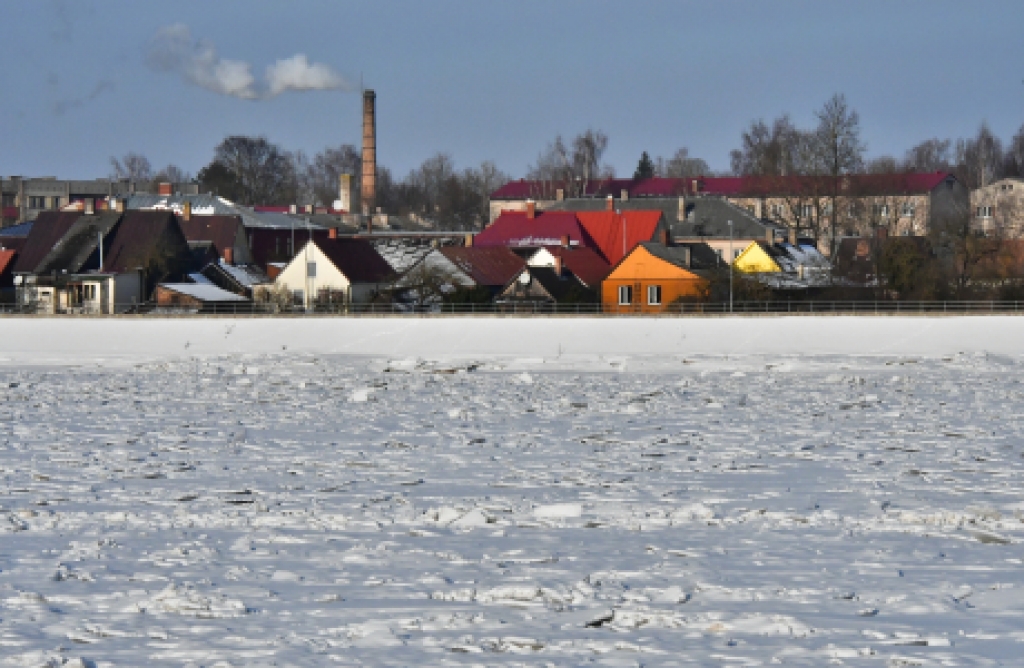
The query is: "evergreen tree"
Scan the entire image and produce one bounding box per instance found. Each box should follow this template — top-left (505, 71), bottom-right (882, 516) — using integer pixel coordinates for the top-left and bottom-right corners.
top-left (634, 151), bottom-right (655, 179)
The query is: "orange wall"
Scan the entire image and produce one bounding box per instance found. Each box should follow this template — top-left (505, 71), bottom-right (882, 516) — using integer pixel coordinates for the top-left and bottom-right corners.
top-left (601, 246), bottom-right (707, 312)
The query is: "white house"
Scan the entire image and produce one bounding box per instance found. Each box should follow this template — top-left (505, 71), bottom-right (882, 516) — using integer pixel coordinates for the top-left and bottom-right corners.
top-left (274, 233), bottom-right (395, 308)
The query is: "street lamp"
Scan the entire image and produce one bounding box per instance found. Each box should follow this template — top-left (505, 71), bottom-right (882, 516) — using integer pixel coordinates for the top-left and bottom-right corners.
top-left (727, 220), bottom-right (733, 313)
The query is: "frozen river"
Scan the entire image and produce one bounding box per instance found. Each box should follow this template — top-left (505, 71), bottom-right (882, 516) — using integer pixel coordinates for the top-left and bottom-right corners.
top-left (1, 319), bottom-right (1024, 666)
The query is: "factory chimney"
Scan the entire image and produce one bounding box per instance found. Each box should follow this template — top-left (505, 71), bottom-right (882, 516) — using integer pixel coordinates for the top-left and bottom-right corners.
top-left (361, 89), bottom-right (377, 217)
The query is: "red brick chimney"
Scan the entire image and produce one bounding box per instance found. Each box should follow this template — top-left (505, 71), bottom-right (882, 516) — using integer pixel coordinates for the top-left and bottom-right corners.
top-left (158, 182), bottom-right (172, 196)
top-left (554, 255), bottom-right (563, 276)
top-left (606, 195), bottom-right (614, 211)
top-left (223, 247), bottom-right (234, 265)
top-left (526, 200), bottom-right (536, 219)
top-left (361, 89), bottom-right (377, 216)
top-left (560, 235), bottom-right (570, 248)
top-left (328, 227), bottom-right (338, 239)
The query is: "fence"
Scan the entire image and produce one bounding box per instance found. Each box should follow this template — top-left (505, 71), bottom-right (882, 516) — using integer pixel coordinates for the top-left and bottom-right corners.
top-left (5, 301), bottom-right (1024, 316)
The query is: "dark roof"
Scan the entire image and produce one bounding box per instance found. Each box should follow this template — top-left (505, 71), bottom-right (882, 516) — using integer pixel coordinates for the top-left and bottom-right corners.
top-left (177, 215), bottom-right (244, 256)
top-left (102, 210), bottom-right (184, 273)
top-left (526, 267), bottom-right (598, 302)
top-left (0, 249), bottom-right (16, 277)
top-left (13, 211), bottom-right (83, 273)
top-left (315, 238), bottom-right (395, 283)
top-left (491, 173), bottom-right (957, 200)
top-left (0, 237), bottom-right (26, 255)
top-left (639, 241), bottom-right (719, 271)
top-left (541, 246), bottom-right (611, 287)
top-left (439, 246), bottom-right (526, 287)
top-left (34, 212), bottom-right (122, 275)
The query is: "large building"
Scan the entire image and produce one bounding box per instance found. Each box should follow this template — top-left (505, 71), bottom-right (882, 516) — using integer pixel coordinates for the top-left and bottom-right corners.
top-left (1, 177), bottom-right (198, 227)
top-left (971, 177), bottom-right (1024, 237)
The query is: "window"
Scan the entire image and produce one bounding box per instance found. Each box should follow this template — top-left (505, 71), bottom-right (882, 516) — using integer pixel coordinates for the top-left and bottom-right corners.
top-left (307, 262), bottom-right (316, 277)
top-left (800, 204), bottom-right (814, 218)
top-left (618, 285), bottom-right (632, 305)
top-left (872, 204), bottom-right (890, 218)
top-left (50, 197), bottom-right (62, 209)
top-left (901, 202), bottom-right (916, 217)
top-left (771, 204), bottom-right (783, 218)
top-left (977, 206), bottom-right (993, 219)
top-left (647, 285), bottom-right (662, 306)
top-left (28, 196), bottom-right (47, 209)
top-left (292, 289), bottom-right (304, 304)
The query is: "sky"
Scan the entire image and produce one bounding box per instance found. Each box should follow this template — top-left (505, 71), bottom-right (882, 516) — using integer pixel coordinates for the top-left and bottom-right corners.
top-left (1, 0), bottom-right (1022, 181)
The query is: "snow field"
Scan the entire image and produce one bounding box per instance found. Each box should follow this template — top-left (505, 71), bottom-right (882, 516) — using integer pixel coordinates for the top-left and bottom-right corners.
top-left (0, 318), bottom-right (1023, 665)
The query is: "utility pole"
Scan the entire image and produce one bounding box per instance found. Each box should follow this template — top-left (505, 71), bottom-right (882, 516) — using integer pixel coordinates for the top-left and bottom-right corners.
top-left (728, 220), bottom-right (734, 313)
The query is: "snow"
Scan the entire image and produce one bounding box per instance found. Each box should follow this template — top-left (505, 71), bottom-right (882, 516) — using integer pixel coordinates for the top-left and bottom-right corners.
top-left (157, 283), bottom-right (248, 302)
top-left (1, 316), bottom-right (1024, 665)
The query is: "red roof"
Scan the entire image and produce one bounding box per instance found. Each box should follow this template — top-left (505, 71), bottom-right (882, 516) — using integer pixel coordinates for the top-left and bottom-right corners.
top-left (474, 211), bottom-right (590, 249)
top-left (541, 246), bottom-right (611, 287)
top-left (439, 247), bottom-right (525, 287)
top-left (0, 249), bottom-right (16, 276)
top-left (490, 172), bottom-right (955, 200)
top-left (576, 210), bottom-right (663, 266)
top-left (314, 238), bottom-right (395, 284)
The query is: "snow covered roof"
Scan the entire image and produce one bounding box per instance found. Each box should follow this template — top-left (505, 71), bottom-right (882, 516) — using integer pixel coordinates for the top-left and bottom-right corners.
top-left (127, 194), bottom-right (328, 230)
top-left (158, 283), bottom-right (248, 302)
top-left (215, 260), bottom-right (269, 288)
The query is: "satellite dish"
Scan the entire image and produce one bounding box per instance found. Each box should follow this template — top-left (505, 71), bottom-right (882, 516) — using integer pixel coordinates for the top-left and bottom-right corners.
top-left (519, 272), bottom-right (531, 286)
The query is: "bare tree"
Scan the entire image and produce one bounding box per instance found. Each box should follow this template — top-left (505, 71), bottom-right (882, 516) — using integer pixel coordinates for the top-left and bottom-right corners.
top-left (955, 123), bottom-right (1004, 189)
top-left (1004, 124), bottom-right (1024, 178)
top-left (152, 164), bottom-right (190, 185)
top-left (110, 153), bottom-right (153, 182)
top-left (527, 129), bottom-right (613, 198)
top-left (813, 94), bottom-right (866, 255)
top-left (300, 144), bottom-right (361, 207)
top-left (658, 147), bottom-right (710, 178)
top-left (211, 136), bottom-right (297, 205)
top-left (729, 116), bottom-right (802, 176)
top-left (904, 138), bottom-right (953, 173)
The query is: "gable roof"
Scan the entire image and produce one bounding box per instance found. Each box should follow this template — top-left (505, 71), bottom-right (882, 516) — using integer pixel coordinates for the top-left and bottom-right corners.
top-left (314, 238), bottom-right (395, 283)
top-left (576, 210), bottom-right (663, 266)
top-left (13, 211), bottom-right (83, 273)
top-left (607, 242), bottom-right (706, 280)
top-left (513, 266), bottom-right (598, 303)
top-left (439, 246), bottom-right (526, 287)
top-left (177, 215), bottom-right (244, 257)
top-left (34, 212), bottom-right (122, 275)
top-left (102, 210), bottom-right (184, 274)
top-left (474, 211), bottom-right (589, 249)
top-left (533, 246), bottom-right (611, 287)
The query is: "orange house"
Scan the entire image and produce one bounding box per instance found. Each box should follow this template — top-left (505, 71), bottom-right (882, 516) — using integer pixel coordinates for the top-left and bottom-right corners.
top-left (602, 242), bottom-right (711, 313)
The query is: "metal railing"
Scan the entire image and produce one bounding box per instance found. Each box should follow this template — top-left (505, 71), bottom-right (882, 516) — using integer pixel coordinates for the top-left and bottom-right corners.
top-left (4, 300), bottom-right (1024, 316)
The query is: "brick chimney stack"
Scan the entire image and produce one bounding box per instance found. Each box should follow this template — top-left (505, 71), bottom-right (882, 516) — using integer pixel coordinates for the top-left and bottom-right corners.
top-left (158, 182), bottom-right (172, 196)
top-left (526, 200), bottom-right (536, 219)
top-left (361, 89), bottom-right (377, 217)
top-left (606, 195), bottom-right (614, 211)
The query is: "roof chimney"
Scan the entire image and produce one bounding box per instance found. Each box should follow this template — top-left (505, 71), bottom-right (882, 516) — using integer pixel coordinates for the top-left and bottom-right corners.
top-left (526, 200), bottom-right (536, 219)
top-left (182, 200), bottom-right (192, 221)
top-left (555, 188), bottom-right (564, 201)
top-left (328, 227), bottom-right (338, 239)
top-left (306, 204), bottom-right (315, 214)
top-left (361, 89), bottom-right (377, 216)
top-left (553, 255), bottom-right (564, 277)
top-left (84, 198), bottom-right (94, 215)
top-left (788, 227), bottom-right (797, 245)
top-left (620, 189), bottom-right (629, 202)
top-left (606, 195), bottom-right (614, 211)
top-left (339, 173), bottom-right (352, 212)
top-left (465, 233), bottom-right (474, 247)
top-left (223, 247), bottom-right (234, 265)
top-left (682, 245), bottom-right (691, 268)
top-left (560, 235), bottom-right (569, 248)
top-left (158, 182), bottom-right (172, 196)
top-left (114, 198), bottom-right (125, 213)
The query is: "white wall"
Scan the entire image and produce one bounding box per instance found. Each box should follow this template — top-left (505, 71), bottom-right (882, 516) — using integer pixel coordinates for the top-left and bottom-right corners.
top-left (274, 241), bottom-right (351, 308)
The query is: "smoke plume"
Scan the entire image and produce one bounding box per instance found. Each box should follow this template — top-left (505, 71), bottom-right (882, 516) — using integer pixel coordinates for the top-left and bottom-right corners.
top-left (146, 24), bottom-right (351, 100)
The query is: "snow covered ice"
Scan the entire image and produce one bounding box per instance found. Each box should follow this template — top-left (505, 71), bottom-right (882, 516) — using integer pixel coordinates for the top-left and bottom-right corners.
top-left (1, 318), bottom-right (1024, 666)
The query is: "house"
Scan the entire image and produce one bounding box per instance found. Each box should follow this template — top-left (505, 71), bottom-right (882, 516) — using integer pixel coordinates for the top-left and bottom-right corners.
top-left (733, 239), bottom-right (832, 288)
top-left (154, 283), bottom-right (251, 313)
top-left (602, 242), bottom-right (716, 313)
top-left (198, 258), bottom-right (271, 298)
top-left (498, 264), bottom-right (598, 306)
top-left (2, 177), bottom-right (197, 226)
top-left (175, 205), bottom-right (253, 264)
top-left (395, 246), bottom-right (526, 305)
top-left (526, 245), bottom-right (611, 289)
top-left (971, 178), bottom-right (1024, 236)
top-left (13, 208), bottom-right (191, 313)
top-left (274, 230), bottom-right (395, 308)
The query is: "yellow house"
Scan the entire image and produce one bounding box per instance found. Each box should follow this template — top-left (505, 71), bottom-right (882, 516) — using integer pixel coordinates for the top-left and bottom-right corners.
top-left (601, 242), bottom-right (711, 313)
top-left (733, 241), bottom-right (784, 274)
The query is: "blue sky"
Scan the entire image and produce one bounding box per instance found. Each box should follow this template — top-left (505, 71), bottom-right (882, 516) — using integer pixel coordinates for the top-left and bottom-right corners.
top-left (2, 0), bottom-right (1022, 180)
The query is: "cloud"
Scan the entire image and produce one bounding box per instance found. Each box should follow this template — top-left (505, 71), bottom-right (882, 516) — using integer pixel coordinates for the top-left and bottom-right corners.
top-left (146, 24), bottom-right (350, 100)
top-left (52, 80), bottom-right (115, 115)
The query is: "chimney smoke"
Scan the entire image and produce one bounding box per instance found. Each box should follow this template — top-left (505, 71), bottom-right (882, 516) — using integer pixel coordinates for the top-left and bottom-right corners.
top-left (361, 89), bottom-right (377, 217)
